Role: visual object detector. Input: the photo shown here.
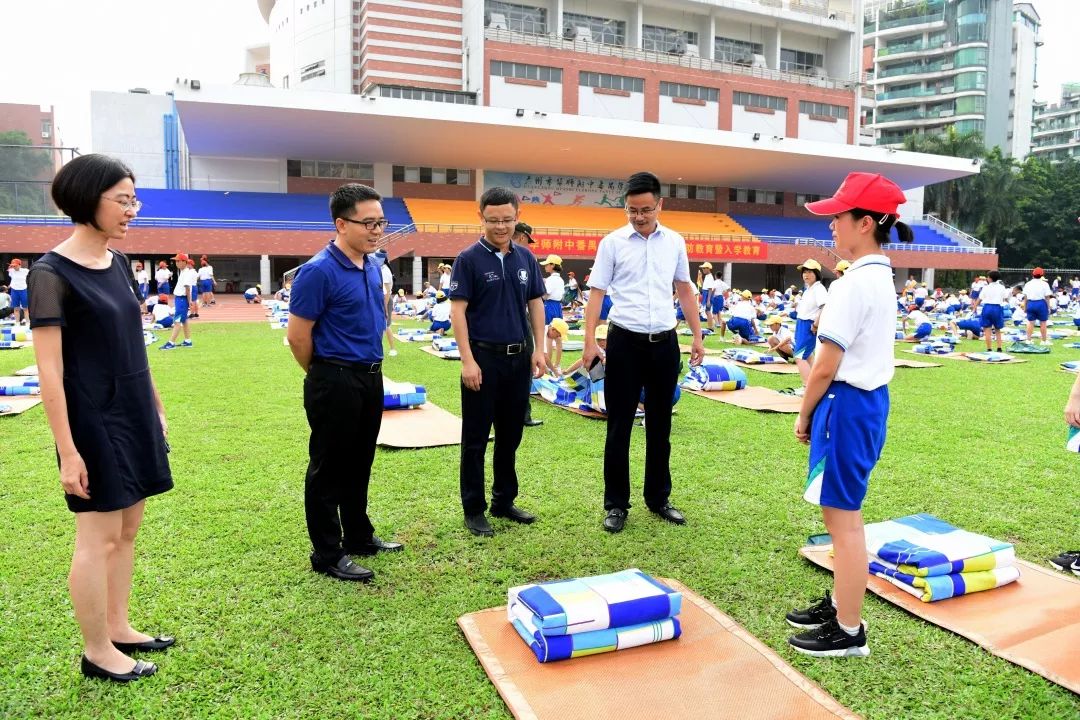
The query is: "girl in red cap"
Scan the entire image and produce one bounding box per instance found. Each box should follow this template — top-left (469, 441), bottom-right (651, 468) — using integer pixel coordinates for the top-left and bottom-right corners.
top-left (154, 260), bottom-right (172, 296)
top-left (785, 172), bottom-right (913, 658)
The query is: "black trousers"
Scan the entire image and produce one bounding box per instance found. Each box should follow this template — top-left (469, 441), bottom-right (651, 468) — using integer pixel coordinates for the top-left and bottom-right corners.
top-left (603, 324), bottom-right (680, 512)
top-left (303, 361), bottom-right (383, 564)
top-left (459, 346), bottom-right (530, 515)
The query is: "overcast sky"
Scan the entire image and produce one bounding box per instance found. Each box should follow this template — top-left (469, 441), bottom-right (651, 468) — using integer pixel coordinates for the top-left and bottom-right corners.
top-left (0, 0), bottom-right (1075, 151)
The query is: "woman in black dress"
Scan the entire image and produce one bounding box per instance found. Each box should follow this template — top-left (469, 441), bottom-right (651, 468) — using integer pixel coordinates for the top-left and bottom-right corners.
top-left (29, 155), bottom-right (174, 683)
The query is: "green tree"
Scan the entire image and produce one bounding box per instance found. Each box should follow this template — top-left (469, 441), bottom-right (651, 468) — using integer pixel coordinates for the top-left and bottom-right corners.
top-left (902, 126), bottom-right (985, 227)
top-left (967, 147), bottom-right (1025, 249)
top-left (0, 130), bottom-right (54, 214)
top-left (1003, 157), bottom-right (1080, 269)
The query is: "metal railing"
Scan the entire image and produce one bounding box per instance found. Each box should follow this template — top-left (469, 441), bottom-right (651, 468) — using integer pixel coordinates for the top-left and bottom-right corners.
top-left (922, 215), bottom-right (982, 247)
top-left (484, 28), bottom-right (867, 91)
top-left (796, 236), bottom-right (996, 255)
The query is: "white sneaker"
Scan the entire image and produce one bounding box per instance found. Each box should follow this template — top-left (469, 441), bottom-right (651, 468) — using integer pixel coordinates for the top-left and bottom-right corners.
top-left (389, 349), bottom-right (398, 357)
top-left (1040, 340), bottom-right (1052, 346)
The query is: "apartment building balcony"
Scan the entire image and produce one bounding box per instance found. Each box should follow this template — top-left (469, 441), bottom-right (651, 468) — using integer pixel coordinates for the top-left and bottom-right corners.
top-left (1032, 118), bottom-right (1080, 137)
top-left (876, 87), bottom-right (984, 107)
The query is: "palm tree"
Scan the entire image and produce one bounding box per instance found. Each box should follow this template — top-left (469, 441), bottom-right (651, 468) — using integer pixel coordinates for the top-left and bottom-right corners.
top-left (902, 126), bottom-right (984, 227)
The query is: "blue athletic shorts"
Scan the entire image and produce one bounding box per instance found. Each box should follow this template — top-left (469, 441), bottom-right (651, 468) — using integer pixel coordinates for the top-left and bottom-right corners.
top-left (804, 381), bottom-right (889, 511)
top-left (913, 322), bottom-right (932, 340)
top-left (600, 295), bottom-right (612, 321)
top-left (158, 282), bottom-right (171, 295)
top-left (793, 318), bottom-right (816, 360)
top-left (980, 304), bottom-right (1004, 329)
top-left (543, 299), bottom-right (562, 324)
top-left (138, 283), bottom-right (149, 299)
top-left (675, 304), bottom-right (686, 321)
top-left (971, 290), bottom-right (980, 300)
top-left (915, 297), bottom-right (925, 307)
top-left (198, 279), bottom-right (213, 294)
top-left (156, 316), bottom-right (174, 329)
top-left (958, 319), bottom-right (982, 334)
top-left (10, 289), bottom-right (27, 309)
top-left (174, 296), bottom-right (189, 323)
top-left (727, 317), bottom-right (752, 339)
top-left (430, 320), bottom-right (451, 332)
top-left (1074, 318), bottom-right (1080, 328)
top-left (710, 295), bottom-right (724, 314)
top-left (1072, 287), bottom-right (1079, 297)
top-left (1025, 299), bottom-right (1049, 322)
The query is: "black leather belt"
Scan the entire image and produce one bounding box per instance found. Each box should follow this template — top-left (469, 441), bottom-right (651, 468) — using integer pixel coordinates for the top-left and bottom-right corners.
top-left (471, 340), bottom-right (525, 355)
top-left (312, 356), bottom-right (382, 373)
top-left (609, 322), bottom-right (675, 343)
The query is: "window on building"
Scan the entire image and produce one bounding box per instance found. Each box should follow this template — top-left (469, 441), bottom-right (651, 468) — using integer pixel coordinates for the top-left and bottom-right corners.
top-left (41, 119), bottom-right (52, 138)
top-left (664, 184), bottom-right (716, 201)
top-left (799, 101), bottom-right (848, 119)
top-left (659, 82), bottom-right (719, 102)
top-left (641, 25), bottom-right (698, 53)
top-left (376, 85), bottom-right (477, 104)
top-left (779, 48), bottom-right (824, 73)
top-left (392, 166), bottom-right (473, 185)
top-left (562, 12), bottom-right (625, 46)
top-left (300, 60), bottom-right (326, 82)
top-left (579, 72), bottom-right (644, 93)
top-left (733, 91), bottom-right (787, 111)
top-left (955, 47), bottom-right (988, 68)
top-left (714, 36), bottom-right (763, 63)
top-left (489, 60), bottom-right (562, 83)
top-left (954, 71), bottom-right (987, 91)
top-left (728, 188), bottom-right (784, 205)
top-left (287, 160), bottom-right (374, 182)
top-left (282, 75), bottom-right (290, 89)
top-left (796, 193), bottom-right (823, 206)
top-left (485, 0), bottom-right (547, 34)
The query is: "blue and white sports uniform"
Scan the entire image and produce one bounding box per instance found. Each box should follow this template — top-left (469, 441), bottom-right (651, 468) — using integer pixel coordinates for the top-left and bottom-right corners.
top-left (543, 273), bottom-right (564, 324)
top-left (804, 255), bottom-right (895, 511)
top-left (7, 267), bottom-right (28, 308)
top-left (793, 281), bottom-right (827, 360)
top-left (956, 317), bottom-right (982, 335)
top-left (977, 281), bottom-right (1008, 329)
top-left (197, 265), bottom-right (214, 294)
top-left (1021, 278), bottom-right (1051, 322)
top-left (428, 299), bottom-right (451, 332)
top-left (727, 299), bottom-right (757, 339)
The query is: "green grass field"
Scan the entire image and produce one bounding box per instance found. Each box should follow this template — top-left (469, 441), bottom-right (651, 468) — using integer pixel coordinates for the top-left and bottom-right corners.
top-left (1, 319), bottom-right (1078, 719)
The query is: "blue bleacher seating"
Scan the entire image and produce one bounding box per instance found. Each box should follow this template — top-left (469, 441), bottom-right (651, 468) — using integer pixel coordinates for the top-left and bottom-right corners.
top-left (133, 189), bottom-right (414, 229)
top-left (731, 214), bottom-right (958, 247)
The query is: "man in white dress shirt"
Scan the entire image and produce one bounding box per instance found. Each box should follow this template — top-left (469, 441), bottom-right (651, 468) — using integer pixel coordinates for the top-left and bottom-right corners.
top-left (582, 172), bottom-right (704, 533)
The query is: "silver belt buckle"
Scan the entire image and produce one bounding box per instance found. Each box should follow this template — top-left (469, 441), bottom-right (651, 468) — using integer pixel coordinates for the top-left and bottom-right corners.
top-left (506, 343), bottom-right (523, 355)
top-left (370, 362), bottom-right (382, 373)
top-left (648, 331), bottom-right (666, 343)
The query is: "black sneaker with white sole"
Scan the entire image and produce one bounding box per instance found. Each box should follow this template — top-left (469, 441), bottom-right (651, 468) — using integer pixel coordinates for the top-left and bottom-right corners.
top-left (785, 590), bottom-right (837, 629)
top-left (788, 618), bottom-right (869, 658)
top-left (1048, 550), bottom-right (1080, 573)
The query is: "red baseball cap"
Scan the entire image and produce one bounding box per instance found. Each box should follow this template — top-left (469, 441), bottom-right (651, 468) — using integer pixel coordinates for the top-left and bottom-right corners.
top-left (1032, 267), bottom-right (1044, 277)
top-left (9, 259), bottom-right (21, 267)
top-left (172, 253), bottom-right (191, 262)
top-left (805, 172), bottom-right (907, 217)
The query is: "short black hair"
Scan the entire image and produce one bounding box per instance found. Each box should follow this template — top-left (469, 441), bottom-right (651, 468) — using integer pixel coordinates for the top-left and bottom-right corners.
top-left (625, 171), bottom-right (662, 199)
top-left (847, 208), bottom-right (914, 245)
top-left (988, 270), bottom-right (1000, 282)
top-left (480, 186), bottom-right (518, 212)
top-left (51, 154), bottom-right (135, 231)
top-left (329, 183), bottom-right (381, 221)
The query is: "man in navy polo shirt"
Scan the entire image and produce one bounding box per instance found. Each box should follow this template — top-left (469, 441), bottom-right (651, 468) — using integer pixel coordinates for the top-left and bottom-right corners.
top-left (287, 183), bottom-right (404, 581)
top-left (449, 187), bottom-right (547, 537)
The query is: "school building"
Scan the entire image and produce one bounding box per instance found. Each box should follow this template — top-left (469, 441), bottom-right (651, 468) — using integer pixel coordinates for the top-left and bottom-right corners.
top-left (0, 0), bottom-right (996, 293)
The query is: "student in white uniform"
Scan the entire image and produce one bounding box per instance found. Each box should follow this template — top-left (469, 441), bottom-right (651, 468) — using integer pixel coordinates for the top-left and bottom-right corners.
top-left (154, 261), bottom-right (172, 295)
top-left (727, 290), bottom-right (758, 343)
top-left (541, 254), bottom-right (566, 363)
top-left (428, 291), bottom-right (452, 335)
top-left (160, 253), bottom-right (197, 349)
top-left (378, 252), bottom-right (398, 357)
top-left (698, 262), bottom-right (717, 330)
top-left (150, 293), bottom-right (174, 328)
top-left (1021, 267), bottom-right (1053, 345)
top-left (793, 259), bottom-right (828, 386)
top-left (765, 316), bottom-right (794, 360)
top-left (7, 258), bottom-right (30, 324)
top-left (135, 262), bottom-right (149, 301)
top-left (901, 307), bottom-right (932, 341)
top-left (972, 270), bottom-right (1009, 352)
top-left (197, 256), bottom-right (216, 307)
top-left (786, 171), bottom-right (913, 659)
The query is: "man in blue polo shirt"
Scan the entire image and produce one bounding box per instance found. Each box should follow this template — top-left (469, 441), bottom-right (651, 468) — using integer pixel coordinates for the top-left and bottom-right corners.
top-left (449, 187), bottom-right (547, 537)
top-left (287, 183), bottom-right (404, 582)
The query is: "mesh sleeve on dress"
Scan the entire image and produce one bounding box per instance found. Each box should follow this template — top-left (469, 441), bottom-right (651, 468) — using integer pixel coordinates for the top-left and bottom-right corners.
top-left (28, 262), bottom-right (68, 328)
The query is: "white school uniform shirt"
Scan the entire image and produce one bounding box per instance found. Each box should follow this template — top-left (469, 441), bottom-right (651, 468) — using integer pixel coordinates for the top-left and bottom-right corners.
top-left (174, 267), bottom-right (198, 296)
top-left (701, 274), bottom-right (716, 294)
top-left (430, 301), bottom-right (451, 322)
top-left (8, 267), bottom-right (28, 290)
top-left (907, 309), bottom-right (929, 327)
top-left (588, 222), bottom-right (691, 334)
top-left (815, 254), bottom-right (896, 391)
top-left (972, 280), bottom-right (986, 293)
top-left (1021, 279), bottom-right (1051, 302)
top-left (380, 264), bottom-right (393, 293)
top-left (913, 286), bottom-right (928, 299)
top-left (795, 281), bottom-right (828, 322)
top-left (197, 265), bottom-right (214, 281)
top-left (544, 273), bottom-right (565, 301)
top-left (156, 267), bottom-right (172, 285)
top-left (922, 298), bottom-right (936, 312)
top-left (1072, 279), bottom-right (1080, 290)
top-left (730, 299), bottom-right (757, 320)
top-left (439, 272), bottom-right (451, 290)
top-left (772, 325), bottom-right (794, 344)
top-left (152, 303), bottom-right (173, 322)
top-left (136, 269), bottom-right (148, 285)
top-left (0, 292), bottom-right (10, 310)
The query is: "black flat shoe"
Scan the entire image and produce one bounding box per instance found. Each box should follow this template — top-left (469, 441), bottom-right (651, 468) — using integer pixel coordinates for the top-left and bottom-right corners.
top-left (350, 535), bottom-right (404, 556)
top-left (81, 655), bottom-right (157, 683)
top-left (311, 554), bottom-right (374, 581)
top-left (490, 505), bottom-right (536, 524)
top-left (112, 636), bottom-right (175, 653)
top-left (523, 418), bottom-right (544, 427)
top-left (464, 513), bottom-right (494, 537)
top-left (603, 508), bottom-right (627, 533)
top-left (650, 503), bottom-right (686, 525)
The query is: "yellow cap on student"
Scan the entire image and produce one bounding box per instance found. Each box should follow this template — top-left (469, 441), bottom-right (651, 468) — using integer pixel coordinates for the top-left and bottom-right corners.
top-left (797, 259), bottom-right (822, 272)
top-left (700, 262), bottom-right (713, 269)
top-left (549, 317), bottom-right (568, 338)
top-left (435, 290), bottom-right (447, 300)
top-left (834, 260), bottom-right (851, 273)
top-left (541, 254), bottom-right (563, 266)
top-left (741, 289), bottom-right (752, 298)
top-left (765, 316), bottom-right (783, 326)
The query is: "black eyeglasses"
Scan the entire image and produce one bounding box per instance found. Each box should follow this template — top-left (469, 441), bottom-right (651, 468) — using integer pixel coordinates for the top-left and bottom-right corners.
top-left (341, 217), bottom-right (390, 230)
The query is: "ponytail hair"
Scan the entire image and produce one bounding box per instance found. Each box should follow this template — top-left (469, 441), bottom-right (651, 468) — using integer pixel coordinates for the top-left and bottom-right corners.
top-left (848, 208), bottom-right (914, 245)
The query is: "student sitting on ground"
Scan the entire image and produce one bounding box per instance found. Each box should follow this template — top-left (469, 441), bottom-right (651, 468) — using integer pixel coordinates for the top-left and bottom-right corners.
top-left (765, 316), bottom-right (794, 360)
top-left (950, 314), bottom-right (983, 339)
top-left (564, 323), bottom-right (608, 375)
top-left (727, 290), bottom-right (759, 344)
top-left (244, 284), bottom-right (262, 304)
top-left (274, 281), bottom-right (291, 303)
top-left (428, 291), bottom-right (452, 335)
top-left (150, 294), bottom-right (174, 328)
top-left (0, 285), bottom-right (11, 320)
top-left (545, 317), bottom-right (568, 375)
top-left (902, 306), bottom-right (932, 341)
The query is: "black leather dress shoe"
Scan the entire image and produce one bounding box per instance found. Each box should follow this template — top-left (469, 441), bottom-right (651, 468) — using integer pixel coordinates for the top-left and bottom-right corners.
top-left (650, 504), bottom-right (686, 525)
top-left (603, 508), bottom-right (627, 533)
top-left (523, 417), bottom-right (544, 427)
top-left (310, 554), bottom-right (375, 581)
top-left (350, 536), bottom-right (404, 556)
top-left (464, 513), bottom-right (494, 537)
top-left (112, 636), bottom-right (175, 653)
top-left (490, 505), bottom-right (536, 524)
top-left (81, 655), bottom-right (157, 683)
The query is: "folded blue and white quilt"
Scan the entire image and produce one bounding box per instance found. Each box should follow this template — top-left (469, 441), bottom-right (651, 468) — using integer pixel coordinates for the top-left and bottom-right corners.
top-left (864, 514), bottom-right (1014, 572)
top-left (868, 561), bottom-right (1020, 602)
top-left (509, 603), bottom-right (680, 662)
